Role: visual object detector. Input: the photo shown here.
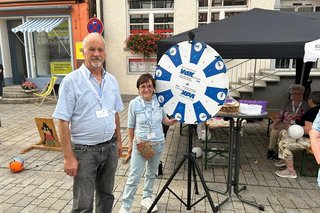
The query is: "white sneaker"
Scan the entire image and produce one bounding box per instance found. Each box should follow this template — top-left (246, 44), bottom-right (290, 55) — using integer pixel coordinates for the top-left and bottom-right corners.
top-left (0, 96), bottom-right (2, 100)
top-left (119, 206), bottom-right (132, 213)
top-left (141, 197), bottom-right (158, 212)
top-left (275, 169), bottom-right (297, 179)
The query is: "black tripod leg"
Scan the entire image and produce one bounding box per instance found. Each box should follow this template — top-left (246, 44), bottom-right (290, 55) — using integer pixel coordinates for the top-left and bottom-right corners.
top-left (192, 156), bottom-right (218, 213)
top-left (192, 160), bottom-right (199, 195)
top-left (146, 155), bottom-right (187, 213)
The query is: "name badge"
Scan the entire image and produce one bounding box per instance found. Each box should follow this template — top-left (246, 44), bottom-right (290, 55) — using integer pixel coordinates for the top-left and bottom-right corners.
top-left (147, 132), bottom-right (156, 140)
top-left (96, 109), bottom-right (109, 118)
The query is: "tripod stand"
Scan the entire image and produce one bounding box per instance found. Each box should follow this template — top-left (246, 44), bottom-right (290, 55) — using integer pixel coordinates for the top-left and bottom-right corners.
top-left (147, 124), bottom-right (217, 213)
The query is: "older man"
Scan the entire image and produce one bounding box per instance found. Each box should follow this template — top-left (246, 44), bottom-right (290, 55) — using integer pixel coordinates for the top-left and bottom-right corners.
top-left (53, 33), bottom-right (123, 212)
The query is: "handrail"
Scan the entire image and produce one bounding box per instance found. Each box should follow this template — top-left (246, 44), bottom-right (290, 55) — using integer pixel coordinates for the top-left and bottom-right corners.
top-left (225, 59), bottom-right (251, 69)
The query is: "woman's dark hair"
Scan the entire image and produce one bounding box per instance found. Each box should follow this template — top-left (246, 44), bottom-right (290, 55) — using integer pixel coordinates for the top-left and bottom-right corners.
top-left (309, 91), bottom-right (320, 105)
top-left (136, 73), bottom-right (155, 89)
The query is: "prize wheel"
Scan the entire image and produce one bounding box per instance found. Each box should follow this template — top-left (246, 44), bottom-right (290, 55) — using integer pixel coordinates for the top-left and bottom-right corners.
top-left (155, 41), bottom-right (229, 124)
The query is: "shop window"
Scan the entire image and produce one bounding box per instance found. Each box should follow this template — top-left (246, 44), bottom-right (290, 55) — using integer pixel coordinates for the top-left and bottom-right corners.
top-left (33, 19), bottom-right (71, 76)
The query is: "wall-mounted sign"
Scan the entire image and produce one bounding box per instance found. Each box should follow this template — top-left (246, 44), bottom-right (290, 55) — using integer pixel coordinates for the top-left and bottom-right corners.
top-left (128, 58), bottom-right (157, 73)
top-left (87, 18), bottom-right (104, 34)
top-left (50, 62), bottom-right (72, 75)
top-left (76, 42), bottom-right (84, 60)
top-left (155, 41), bottom-right (229, 124)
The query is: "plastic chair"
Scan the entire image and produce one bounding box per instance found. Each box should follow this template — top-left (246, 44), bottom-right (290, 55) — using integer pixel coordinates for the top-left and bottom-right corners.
top-left (34, 76), bottom-right (58, 106)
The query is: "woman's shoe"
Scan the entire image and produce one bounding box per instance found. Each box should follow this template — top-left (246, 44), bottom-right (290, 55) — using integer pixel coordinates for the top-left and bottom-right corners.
top-left (272, 153), bottom-right (280, 161)
top-left (274, 159), bottom-right (286, 167)
top-left (275, 169), bottom-right (297, 178)
top-left (266, 149), bottom-right (275, 159)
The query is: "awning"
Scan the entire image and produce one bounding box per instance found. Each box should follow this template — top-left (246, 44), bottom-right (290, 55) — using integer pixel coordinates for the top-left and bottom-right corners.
top-left (12, 17), bottom-right (66, 33)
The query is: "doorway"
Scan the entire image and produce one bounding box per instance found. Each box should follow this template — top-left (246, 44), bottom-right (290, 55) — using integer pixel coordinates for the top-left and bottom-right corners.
top-left (7, 20), bottom-right (27, 84)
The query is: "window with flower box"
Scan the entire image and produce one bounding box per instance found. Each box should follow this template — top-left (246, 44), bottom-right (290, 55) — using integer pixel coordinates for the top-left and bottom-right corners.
top-left (198, 0), bottom-right (247, 26)
top-left (128, 0), bottom-right (174, 36)
top-left (127, 0), bottom-right (174, 74)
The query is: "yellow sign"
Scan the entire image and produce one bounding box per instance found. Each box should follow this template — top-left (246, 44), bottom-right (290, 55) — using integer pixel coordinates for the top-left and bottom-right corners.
top-left (50, 62), bottom-right (72, 75)
top-left (76, 42), bottom-right (84, 59)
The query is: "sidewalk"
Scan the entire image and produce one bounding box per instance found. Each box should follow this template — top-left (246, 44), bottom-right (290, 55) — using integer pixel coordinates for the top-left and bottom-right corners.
top-left (0, 103), bottom-right (320, 213)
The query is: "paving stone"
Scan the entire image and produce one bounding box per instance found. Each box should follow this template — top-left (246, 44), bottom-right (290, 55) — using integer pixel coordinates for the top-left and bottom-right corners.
top-left (1, 104), bottom-right (320, 212)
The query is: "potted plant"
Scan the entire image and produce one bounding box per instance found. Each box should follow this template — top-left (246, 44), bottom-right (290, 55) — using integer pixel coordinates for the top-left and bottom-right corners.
top-left (125, 32), bottom-right (167, 59)
top-left (21, 80), bottom-right (38, 93)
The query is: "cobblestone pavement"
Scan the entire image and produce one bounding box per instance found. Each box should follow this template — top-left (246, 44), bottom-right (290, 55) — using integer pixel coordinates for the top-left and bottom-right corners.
top-left (1, 103), bottom-right (320, 213)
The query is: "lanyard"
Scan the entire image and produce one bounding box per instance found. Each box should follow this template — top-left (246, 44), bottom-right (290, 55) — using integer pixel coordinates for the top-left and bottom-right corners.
top-left (139, 96), bottom-right (155, 129)
top-left (292, 101), bottom-right (302, 113)
top-left (80, 68), bottom-right (104, 106)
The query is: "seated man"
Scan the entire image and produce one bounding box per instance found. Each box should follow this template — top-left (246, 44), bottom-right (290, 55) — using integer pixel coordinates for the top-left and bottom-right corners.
top-left (274, 91), bottom-right (320, 178)
top-left (267, 84), bottom-right (308, 159)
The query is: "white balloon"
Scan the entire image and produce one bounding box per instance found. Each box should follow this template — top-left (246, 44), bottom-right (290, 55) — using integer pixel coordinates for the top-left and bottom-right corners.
top-left (192, 147), bottom-right (203, 158)
top-left (288, 124), bottom-right (304, 139)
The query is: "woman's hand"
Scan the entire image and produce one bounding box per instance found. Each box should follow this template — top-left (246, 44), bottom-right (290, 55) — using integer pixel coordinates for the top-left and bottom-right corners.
top-left (273, 119), bottom-right (280, 130)
top-left (168, 118), bottom-right (178, 126)
top-left (128, 146), bottom-right (133, 155)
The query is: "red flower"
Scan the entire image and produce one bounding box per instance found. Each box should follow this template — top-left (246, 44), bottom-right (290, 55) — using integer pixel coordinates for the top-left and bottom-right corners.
top-left (125, 32), bottom-right (167, 59)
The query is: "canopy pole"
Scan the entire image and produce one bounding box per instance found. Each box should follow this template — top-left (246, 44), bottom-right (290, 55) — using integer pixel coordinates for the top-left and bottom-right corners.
top-left (188, 31), bottom-right (195, 43)
top-left (299, 63), bottom-right (305, 85)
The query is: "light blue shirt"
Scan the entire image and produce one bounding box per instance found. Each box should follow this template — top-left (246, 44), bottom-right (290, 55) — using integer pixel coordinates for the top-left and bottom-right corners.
top-left (53, 64), bottom-right (123, 145)
top-left (128, 95), bottom-right (166, 142)
top-left (313, 110), bottom-right (320, 187)
top-left (312, 110), bottom-right (320, 131)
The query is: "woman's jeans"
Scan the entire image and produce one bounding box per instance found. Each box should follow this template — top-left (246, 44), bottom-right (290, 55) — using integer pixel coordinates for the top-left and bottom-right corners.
top-left (72, 141), bottom-right (118, 213)
top-left (121, 141), bottom-right (164, 210)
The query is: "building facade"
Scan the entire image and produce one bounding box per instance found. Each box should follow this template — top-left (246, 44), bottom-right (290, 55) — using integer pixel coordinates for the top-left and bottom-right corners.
top-left (1, 0), bottom-right (319, 96)
top-left (0, 0), bottom-right (94, 86)
top-left (102, 0), bottom-right (319, 95)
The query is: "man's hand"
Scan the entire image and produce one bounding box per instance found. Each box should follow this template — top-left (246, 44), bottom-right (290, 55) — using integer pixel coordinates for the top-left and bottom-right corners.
top-left (64, 155), bottom-right (78, 177)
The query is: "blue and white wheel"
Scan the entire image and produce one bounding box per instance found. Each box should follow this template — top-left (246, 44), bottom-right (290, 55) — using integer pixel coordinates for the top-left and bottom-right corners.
top-left (155, 41), bottom-right (229, 124)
